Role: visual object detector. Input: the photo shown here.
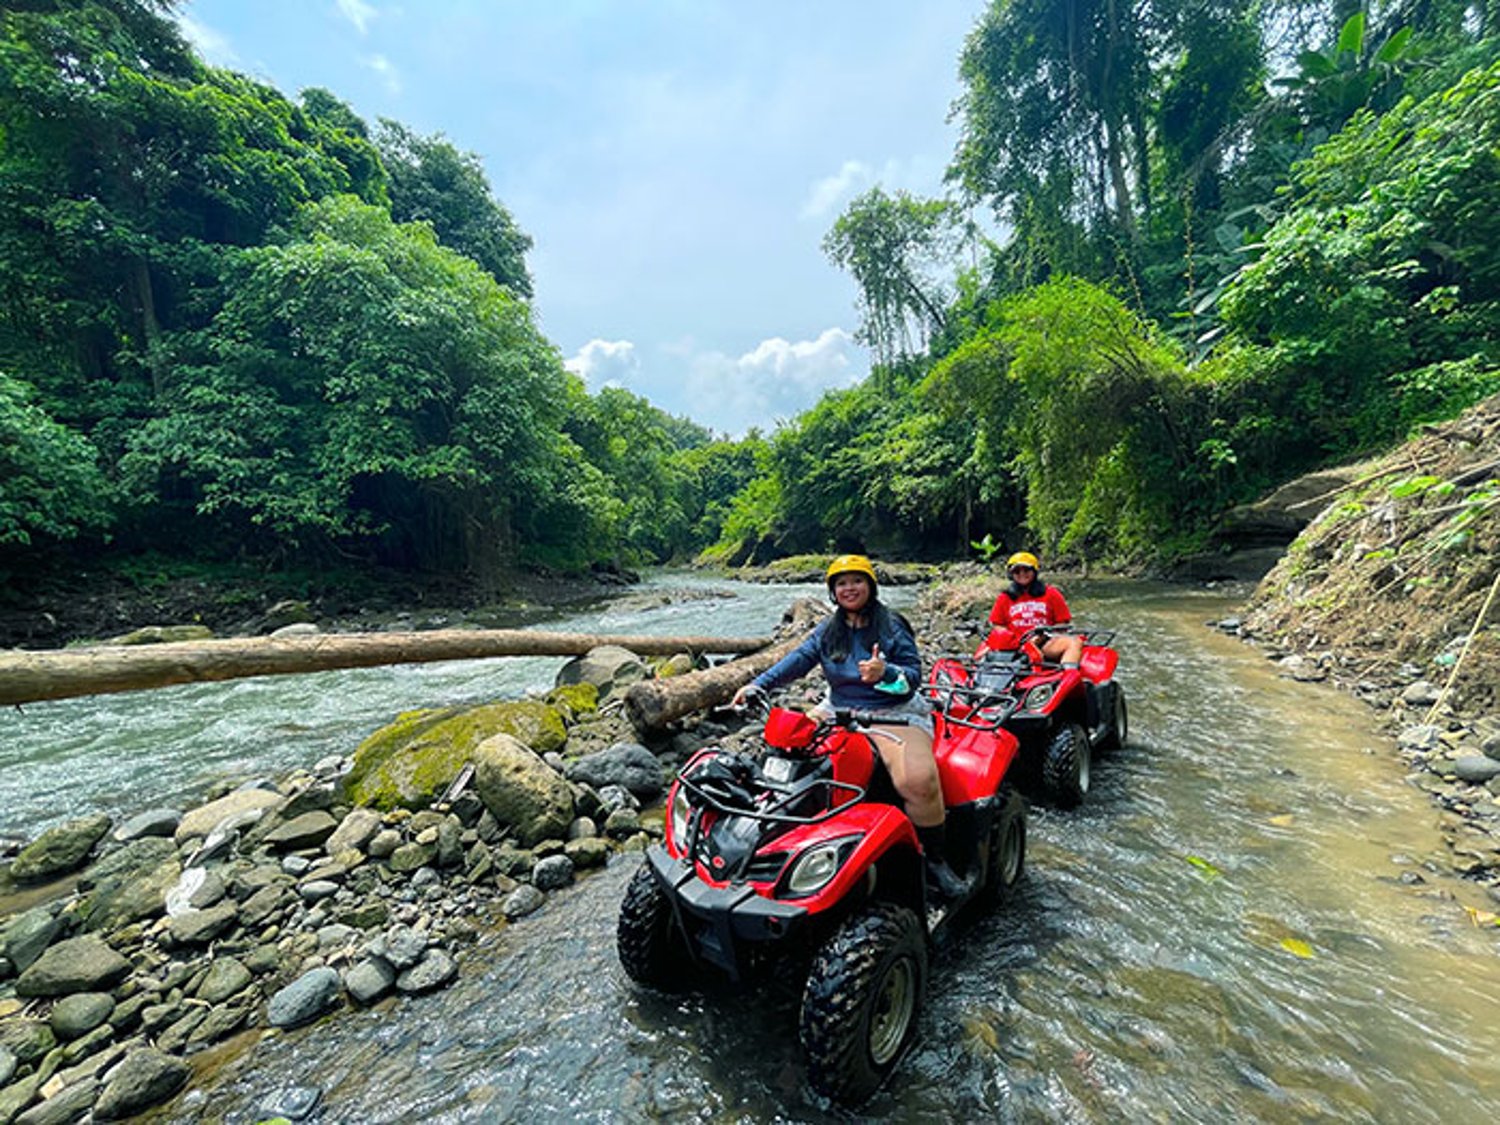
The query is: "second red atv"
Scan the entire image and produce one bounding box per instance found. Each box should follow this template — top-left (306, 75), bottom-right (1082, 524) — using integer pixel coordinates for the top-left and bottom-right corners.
top-left (927, 625), bottom-right (1127, 808)
top-left (617, 693), bottom-right (1027, 1105)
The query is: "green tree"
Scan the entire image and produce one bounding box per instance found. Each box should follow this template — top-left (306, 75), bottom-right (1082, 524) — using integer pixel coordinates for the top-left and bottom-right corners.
top-left (376, 120), bottom-right (533, 296)
top-left (823, 188), bottom-right (967, 365)
top-left (0, 374), bottom-right (111, 547)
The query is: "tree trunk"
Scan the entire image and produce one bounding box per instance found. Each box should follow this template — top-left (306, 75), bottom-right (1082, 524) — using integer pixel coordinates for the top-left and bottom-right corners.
top-left (0, 628), bottom-right (773, 708)
top-left (625, 599), bottom-right (828, 731)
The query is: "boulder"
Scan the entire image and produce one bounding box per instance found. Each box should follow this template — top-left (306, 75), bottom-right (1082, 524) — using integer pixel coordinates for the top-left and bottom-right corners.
top-left (174, 788), bottom-right (282, 844)
top-left (93, 1049), bottom-right (191, 1120)
top-left (472, 734), bottom-right (575, 847)
top-left (196, 957), bottom-right (254, 1004)
top-left (263, 810), bottom-right (339, 851)
top-left (111, 808), bottom-right (181, 843)
top-left (343, 957), bottom-right (396, 1004)
top-left (395, 948), bottom-right (457, 995)
top-left (564, 742), bottom-right (665, 800)
top-left (2, 906), bottom-right (63, 975)
top-left (326, 808), bottom-right (383, 855)
top-left (266, 966), bottom-right (341, 1029)
top-left (344, 701), bottom-right (569, 811)
top-left (9, 814), bottom-right (112, 883)
top-left (76, 837), bottom-right (182, 934)
top-left (555, 645), bottom-right (651, 700)
top-left (48, 992), bottom-right (115, 1040)
top-left (16, 935), bottom-right (131, 997)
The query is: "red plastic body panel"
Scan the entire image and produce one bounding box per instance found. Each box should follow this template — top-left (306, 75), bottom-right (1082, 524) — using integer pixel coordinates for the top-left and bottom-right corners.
top-left (933, 715), bottom-right (1020, 805)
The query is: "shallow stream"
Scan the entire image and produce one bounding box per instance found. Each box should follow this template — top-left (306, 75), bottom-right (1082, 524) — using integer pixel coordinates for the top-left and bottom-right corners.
top-left (10, 576), bottom-right (1500, 1122)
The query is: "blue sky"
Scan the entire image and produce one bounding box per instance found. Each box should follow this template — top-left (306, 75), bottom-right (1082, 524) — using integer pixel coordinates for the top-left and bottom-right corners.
top-left (178, 1), bottom-right (986, 437)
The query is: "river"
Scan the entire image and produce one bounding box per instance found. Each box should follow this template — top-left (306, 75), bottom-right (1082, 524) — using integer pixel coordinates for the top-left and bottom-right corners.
top-left (10, 575), bottom-right (1500, 1121)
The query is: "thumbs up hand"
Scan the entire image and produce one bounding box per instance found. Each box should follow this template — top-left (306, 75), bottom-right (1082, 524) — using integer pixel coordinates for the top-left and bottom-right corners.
top-left (859, 643), bottom-right (887, 684)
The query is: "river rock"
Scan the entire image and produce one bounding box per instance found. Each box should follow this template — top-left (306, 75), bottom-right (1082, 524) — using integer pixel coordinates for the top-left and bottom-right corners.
top-left (1453, 756), bottom-right (1500, 784)
top-left (502, 884), bottom-right (545, 920)
top-left (596, 784), bottom-right (640, 814)
top-left (15, 1076), bottom-right (98, 1125)
top-left (111, 808), bottom-right (181, 842)
top-left (267, 966), bottom-right (341, 1028)
top-left (532, 854), bottom-right (575, 890)
top-left (395, 948), bottom-right (456, 994)
top-left (367, 828), bottom-right (402, 858)
top-left (389, 842), bottom-right (436, 873)
top-left (1398, 725), bottom-right (1444, 753)
top-left (239, 883), bottom-right (291, 927)
top-left (167, 901), bottom-right (237, 946)
top-left (564, 742), bottom-right (665, 800)
top-left (370, 925), bottom-right (427, 970)
top-left (175, 788), bottom-right (282, 844)
top-left (564, 837), bottom-right (610, 870)
top-left (196, 957), bottom-right (253, 1004)
top-left (1401, 680), bottom-right (1442, 706)
top-left (473, 734), bottom-right (575, 847)
top-left (48, 992), bottom-right (115, 1040)
top-left (604, 807), bottom-right (642, 839)
top-left (555, 645), bottom-right (651, 700)
top-left (264, 810), bottom-right (339, 851)
top-left (326, 807), bottom-right (382, 855)
top-left (0, 1019), bottom-right (55, 1064)
top-left (344, 701), bottom-right (568, 811)
top-left (93, 1048), bottom-right (191, 1119)
top-left (2, 906), bottom-right (63, 975)
top-left (16, 935), bottom-right (131, 997)
top-left (75, 836), bottom-right (182, 933)
top-left (343, 957), bottom-right (396, 1003)
top-left (8, 813), bottom-right (112, 883)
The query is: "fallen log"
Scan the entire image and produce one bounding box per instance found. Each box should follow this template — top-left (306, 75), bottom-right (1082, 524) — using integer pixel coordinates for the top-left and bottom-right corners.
top-left (0, 629), bottom-right (773, 708)
top-left (625, 598), bottom-right (827, 730)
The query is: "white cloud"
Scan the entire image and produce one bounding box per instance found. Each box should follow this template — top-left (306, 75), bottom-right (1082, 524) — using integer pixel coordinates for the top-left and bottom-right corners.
top-left (176, 14), bottom-right (237, 66)
top-left (565, 339), bottom-right (640, 389)
top-left (800, 160), bottom-right (873, 220)
top-left (679, 328), bottom-right (864, 437)
top-left (361, 54), bottom-right (401, 94)
top-left (335, 0), bottom-right (377, 35)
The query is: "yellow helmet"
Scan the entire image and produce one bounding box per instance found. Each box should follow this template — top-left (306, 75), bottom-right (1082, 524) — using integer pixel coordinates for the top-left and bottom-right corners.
top-left (825, 553), bottom-right (878, 591)
top-left (1006, 551), bottom-right (1040, 572)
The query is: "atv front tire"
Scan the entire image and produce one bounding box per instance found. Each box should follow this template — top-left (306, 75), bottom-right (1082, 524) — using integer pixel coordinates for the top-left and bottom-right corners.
top-left (617, 861), bottom-right (691, 990)
top-left (980, 788), bottom-right (1026, 906)
top-left (1041, 721), bottom-right (1091, 808)
top-left (799, 901), bottom-right (926, 1104)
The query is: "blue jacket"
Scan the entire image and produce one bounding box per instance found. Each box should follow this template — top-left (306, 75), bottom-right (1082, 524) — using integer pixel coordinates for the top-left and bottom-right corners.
top-left (752, 609), bottom-right (922, 710)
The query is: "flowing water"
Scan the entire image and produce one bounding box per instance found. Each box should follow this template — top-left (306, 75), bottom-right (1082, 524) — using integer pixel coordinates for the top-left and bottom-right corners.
top-left (11, 576), bottom-right (1500, 1122)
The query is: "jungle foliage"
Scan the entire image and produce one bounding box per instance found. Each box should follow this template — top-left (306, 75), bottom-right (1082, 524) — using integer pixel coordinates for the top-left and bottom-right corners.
top-left (2, 0), bottom-right (1497, 587)
top-left (0, 0), bottom-right (739, 581)
top-left (714, 0), bottom-right (1500, 567)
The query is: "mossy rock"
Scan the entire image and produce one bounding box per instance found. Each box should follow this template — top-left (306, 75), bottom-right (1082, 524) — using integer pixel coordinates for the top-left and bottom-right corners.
top-left (545, 682), bottom-right (599, 720)
top-left (346, 701), bottom-right (569, 811)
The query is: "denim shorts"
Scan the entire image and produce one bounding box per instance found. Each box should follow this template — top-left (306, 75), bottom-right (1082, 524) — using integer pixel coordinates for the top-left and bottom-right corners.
top-left (814, 690), bottom-right (935, 737)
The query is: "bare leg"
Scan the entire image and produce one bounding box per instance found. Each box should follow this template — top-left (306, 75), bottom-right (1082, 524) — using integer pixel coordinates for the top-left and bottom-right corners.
top-left (872, 725), bottom-right (944, 827)
top-left (1042, 635), bottom-right (1085, 666)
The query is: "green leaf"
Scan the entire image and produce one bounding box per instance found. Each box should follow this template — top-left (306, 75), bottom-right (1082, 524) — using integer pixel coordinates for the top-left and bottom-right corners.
top-left (1185, 855), bottom-right (1222, 879)
top-left (1280, 937), bottom-right (1315, 959)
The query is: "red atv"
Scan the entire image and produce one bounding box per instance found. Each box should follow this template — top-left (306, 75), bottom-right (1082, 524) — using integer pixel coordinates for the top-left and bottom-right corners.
top-left (927, 625), bottom-right (1127, 808)
top-left (616, 697), bottom-right (1027, 1104)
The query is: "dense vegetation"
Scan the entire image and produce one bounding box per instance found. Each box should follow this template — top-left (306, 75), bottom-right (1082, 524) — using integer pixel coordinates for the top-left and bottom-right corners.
top-left (2, 0), bottom-right (1497, 596)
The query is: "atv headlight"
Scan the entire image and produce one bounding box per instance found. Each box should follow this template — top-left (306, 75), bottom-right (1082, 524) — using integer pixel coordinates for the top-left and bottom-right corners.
top-left (1023, 683), bottom-right (1056, 712)
top-left (669, 785), bottom-right (692, 854)
top-left (784, 836), bottom-right (859, 897)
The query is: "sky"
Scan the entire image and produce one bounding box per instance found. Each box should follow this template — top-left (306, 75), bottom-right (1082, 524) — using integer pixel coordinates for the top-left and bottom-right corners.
top-left (177, 1), bottom-right (988, 437)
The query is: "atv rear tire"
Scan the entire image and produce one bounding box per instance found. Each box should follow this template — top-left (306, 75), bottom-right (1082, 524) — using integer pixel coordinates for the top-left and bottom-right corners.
top-left (980, 788), bottom-right (1026, 906)
top-left (1097, 684), bottom-right (1128, 751)
top-left (1041, 721), bottom-right (1091, 808)
top-left (799, 901), bottom-right (926, 1105)
top-left (617, 861), bottom-right (691, 990)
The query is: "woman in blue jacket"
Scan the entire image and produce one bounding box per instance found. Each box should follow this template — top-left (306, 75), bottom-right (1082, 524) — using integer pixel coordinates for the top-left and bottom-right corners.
top-left (732, 554), bottom-right (967, 899)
